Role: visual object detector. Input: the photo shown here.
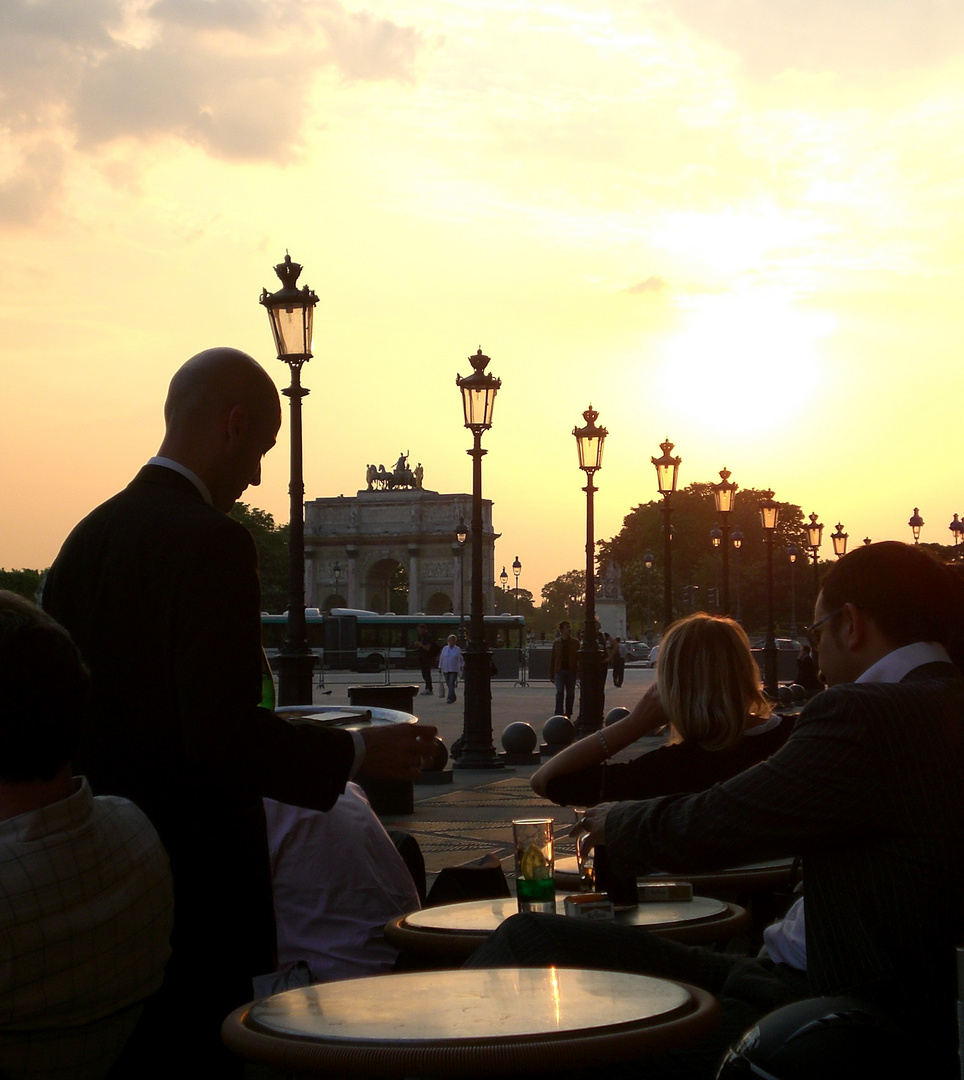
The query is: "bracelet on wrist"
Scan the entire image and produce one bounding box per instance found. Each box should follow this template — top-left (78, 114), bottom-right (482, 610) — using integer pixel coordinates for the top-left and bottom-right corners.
top-left (596, 729), bottom-right (611, 759)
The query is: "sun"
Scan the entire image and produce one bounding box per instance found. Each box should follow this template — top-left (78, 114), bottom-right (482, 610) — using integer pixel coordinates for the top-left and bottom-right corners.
top-left (652, 290), bottom-right (834, 437)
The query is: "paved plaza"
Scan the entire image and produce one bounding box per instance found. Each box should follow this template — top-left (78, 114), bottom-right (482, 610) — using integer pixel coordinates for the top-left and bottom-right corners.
top-left (304, 665), bottom-right (658, 877)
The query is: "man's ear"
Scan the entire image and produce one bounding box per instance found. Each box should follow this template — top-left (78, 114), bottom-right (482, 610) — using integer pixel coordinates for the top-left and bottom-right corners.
top-left (225, 404), bottom-right (248, 445)
top-left (839, 602), bottom-right (868, 651)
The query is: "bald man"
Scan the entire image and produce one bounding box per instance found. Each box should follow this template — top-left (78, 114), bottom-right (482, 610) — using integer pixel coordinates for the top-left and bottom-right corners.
top-left (44, 348), bottom-right (436, 1075)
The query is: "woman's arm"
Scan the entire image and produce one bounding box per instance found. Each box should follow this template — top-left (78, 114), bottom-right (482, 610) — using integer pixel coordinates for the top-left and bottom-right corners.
top-left (530, 684), bottom-right (666, 797)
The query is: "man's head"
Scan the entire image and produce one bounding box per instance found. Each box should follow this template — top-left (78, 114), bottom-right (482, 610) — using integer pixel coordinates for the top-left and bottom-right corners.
top-left (813, 541), bottom-right (958, 685)
top-left (558, 622), bottom-right (571, 637)
top-left (158, 347), bottom-right (282, 512)
top-left (0, 592), bottom-right (88, 782)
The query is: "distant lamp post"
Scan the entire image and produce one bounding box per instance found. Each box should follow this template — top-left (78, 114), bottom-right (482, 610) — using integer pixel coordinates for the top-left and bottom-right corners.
top-left (760, 490), bottom-right (780, 698)
top-left (455, 519), bottom-right (467, 644)
top-left (455, 348), bottom-right (502, 769)
top-left (512, 555), bottom-right (522, 614)
top-left (712, 468), bottom-right (738, 614)
top-left (652, 438), bottom-right (681, 630)
top-left (787, 543), bottom-right (799, 637)
top-left (731, 526), bottom-right (744, 624)
top-left (260, 253), bottom-right (319, 705)
top-left (949, 514), bottom-right (964, 557)
top-left (908, 507), bottom-right (924, 544)
top-left (499, 566), bottom-right (508, 611)
top-left (831, 522), bottom-right (849, 559)
top-left (332, 562), bottom-right (343, 608)
top-left (643, 550), bottom-right (655, 642)
top-left (807, 513), bottom-right (824, 605)
top-left (573, 404), bottom-right (608, 738)
top-left (709, 524), bottom-right (722, 612)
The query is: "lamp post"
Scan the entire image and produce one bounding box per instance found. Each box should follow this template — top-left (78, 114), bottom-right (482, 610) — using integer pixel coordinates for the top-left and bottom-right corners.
top-left (499, 566), bottom-right (508, 612)
top-left (709, 524), bottom-right (722, 612)
top-left (455, 348), bottom-right (502, 769)
top-left (731, 526), bottom-right (744, 624)
top-left (260, 253), bottom-right (319, 705)
top-left (332, 562), bottom-right (342, 608)
top-left (652, 438), bottom-right (681, 630)
top-left (949, 514), bottom-right (963, 557)
top-left (831, 522), bottom-right (849, 559)
top-left (908, 508), bottom-right (924, 544)
top-left (806, 513), bottom-right (824, 607)
top-left (712, 468), bottom-right (737, 614)
top-left (643, 550), bottom-right (654, 643)
top-left (760, 491), bottom-right (780, 698)
top-left (787, 543), bottom-right (799, 637)
top-left (512, 555), bottom-right (522, 614)
top-left (455, 520), bottom-right (467, 644)
top-left (572, 405), bottom-right (608, 738)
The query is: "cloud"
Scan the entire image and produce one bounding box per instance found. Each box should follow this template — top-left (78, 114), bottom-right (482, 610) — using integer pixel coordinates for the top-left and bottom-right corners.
top-left (662, 0), bottom-right (964, 77)
top-left (626, 276), bottom-right (670, 295)
top-left (0, 0), bottom-right (425, 217)
top-left (0, 141), bottom-right (66, 227)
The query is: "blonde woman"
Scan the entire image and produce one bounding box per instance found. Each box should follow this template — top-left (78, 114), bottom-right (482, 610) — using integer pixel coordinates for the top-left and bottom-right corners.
top-left (531, 613), bottom-right (792, 807)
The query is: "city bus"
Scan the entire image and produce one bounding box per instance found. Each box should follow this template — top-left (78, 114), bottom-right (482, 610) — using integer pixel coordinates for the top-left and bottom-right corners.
top-left (261, 609), bottom-right (527, 678)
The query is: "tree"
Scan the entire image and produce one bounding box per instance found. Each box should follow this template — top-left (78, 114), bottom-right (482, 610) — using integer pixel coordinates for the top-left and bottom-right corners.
top-left (597, 484), bottom-right (811, 636)
top-left (0, 568), bottom-right (45, 602)
top-left (229, 503), bottom-right (289, 613)
top-left (539, 570), bottom-right (586, 632)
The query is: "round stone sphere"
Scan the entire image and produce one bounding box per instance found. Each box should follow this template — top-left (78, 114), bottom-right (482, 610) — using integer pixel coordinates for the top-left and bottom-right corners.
top-left (542, 714), bottom-right (575, 747)
top-left (789, 683), bottom-right (808, 703)
top-left (425, 736), bottom-right (449, 772)
top-left (777, 685), bottom-right (794, 706)
top-left (605, 707), bottom-right (631, 727)
top-left (501, 721), bottom-right (538, 754)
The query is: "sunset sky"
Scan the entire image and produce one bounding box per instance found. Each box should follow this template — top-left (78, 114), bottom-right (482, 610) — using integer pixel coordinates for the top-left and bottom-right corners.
top-left (3, 0), bottom-right (964, 600)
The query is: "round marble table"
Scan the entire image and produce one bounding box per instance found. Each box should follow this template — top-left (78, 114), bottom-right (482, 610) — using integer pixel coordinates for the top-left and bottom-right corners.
top-left (222, 967), bottom-right (720, 1077)
top-left (385, 895), bottom-right (749, 959)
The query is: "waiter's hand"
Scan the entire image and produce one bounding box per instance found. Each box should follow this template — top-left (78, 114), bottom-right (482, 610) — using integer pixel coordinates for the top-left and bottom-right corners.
top-left (569, 801), bottom-right (615, 852)
top-left (360, 723), bottom-right (439, 781)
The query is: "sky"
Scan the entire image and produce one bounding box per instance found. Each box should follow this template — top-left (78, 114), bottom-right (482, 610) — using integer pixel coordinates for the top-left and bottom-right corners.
top-left (3, 0), bottom-right (964, 600)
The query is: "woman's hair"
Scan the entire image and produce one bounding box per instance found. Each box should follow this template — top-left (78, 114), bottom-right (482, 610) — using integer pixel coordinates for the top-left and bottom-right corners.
top-left (657, 613), bottom-right (770, 751)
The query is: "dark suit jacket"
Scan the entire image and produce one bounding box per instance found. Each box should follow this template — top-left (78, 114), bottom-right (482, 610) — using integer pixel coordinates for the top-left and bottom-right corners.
top-left (606, 662), bottom-right (964, 1053)
top-left (43, 465), bottom-right (355, 1010)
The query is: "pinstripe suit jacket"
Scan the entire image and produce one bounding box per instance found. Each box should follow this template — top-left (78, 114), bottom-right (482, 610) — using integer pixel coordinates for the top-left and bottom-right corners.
top-left (43, 465), bottom-right (355, 1010)
top-left (606, 662), bottom-right (964, 1042)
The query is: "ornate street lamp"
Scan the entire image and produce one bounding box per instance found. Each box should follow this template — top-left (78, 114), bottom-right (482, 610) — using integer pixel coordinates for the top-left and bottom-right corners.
top-left (806, 513), bottom-right (824, 607)
top-left (908, 507), bottom-right (924, 544)
top-left (709, 524), bottom-right (722, 612)
top-left (760, 490), bottom-right (780, 698)
top-left (455, 349), bottom-right (502, 769)
top-left (949, 514), bottom-right (963, 558)
top-left (831, 522), bottom-right (849, 559)
top-left (455, 520), bottom-right (467, 644)
top-left (573, 404), bottom-right (608, 738)
top-left (731, 526), bottom-right (744, 624)
top-left (512, 555), bottom-right (522, 614)
top-left (260, 253), bottom-right (319, 705)
top-left (652, 438), bottom-right (681, 630)
top-left (712, 468), bottom-right (738, 614)
top-left (787, 543), bottom-right (799, 637)
top-left (499, 566), bottom-right (508, 611)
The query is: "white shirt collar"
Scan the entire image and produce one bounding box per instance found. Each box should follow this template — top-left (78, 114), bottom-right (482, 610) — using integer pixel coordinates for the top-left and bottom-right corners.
top-left (856, 641), bottom-right (951, 684)
top-left (147, 456), bottom-right (213, 506)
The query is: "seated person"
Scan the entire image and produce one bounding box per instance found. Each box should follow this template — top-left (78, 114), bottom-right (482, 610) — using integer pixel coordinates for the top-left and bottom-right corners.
top-left (265, 781), bottom-right (420, 984)
top-left (0, 592), bottom-right (172, 1080)
top-left (532, 613), bottom-right (792, 806)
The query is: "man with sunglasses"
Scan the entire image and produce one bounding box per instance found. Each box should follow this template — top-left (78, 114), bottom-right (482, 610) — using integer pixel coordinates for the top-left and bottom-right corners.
top-left (470, 541), bottom-right (964, 1076)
